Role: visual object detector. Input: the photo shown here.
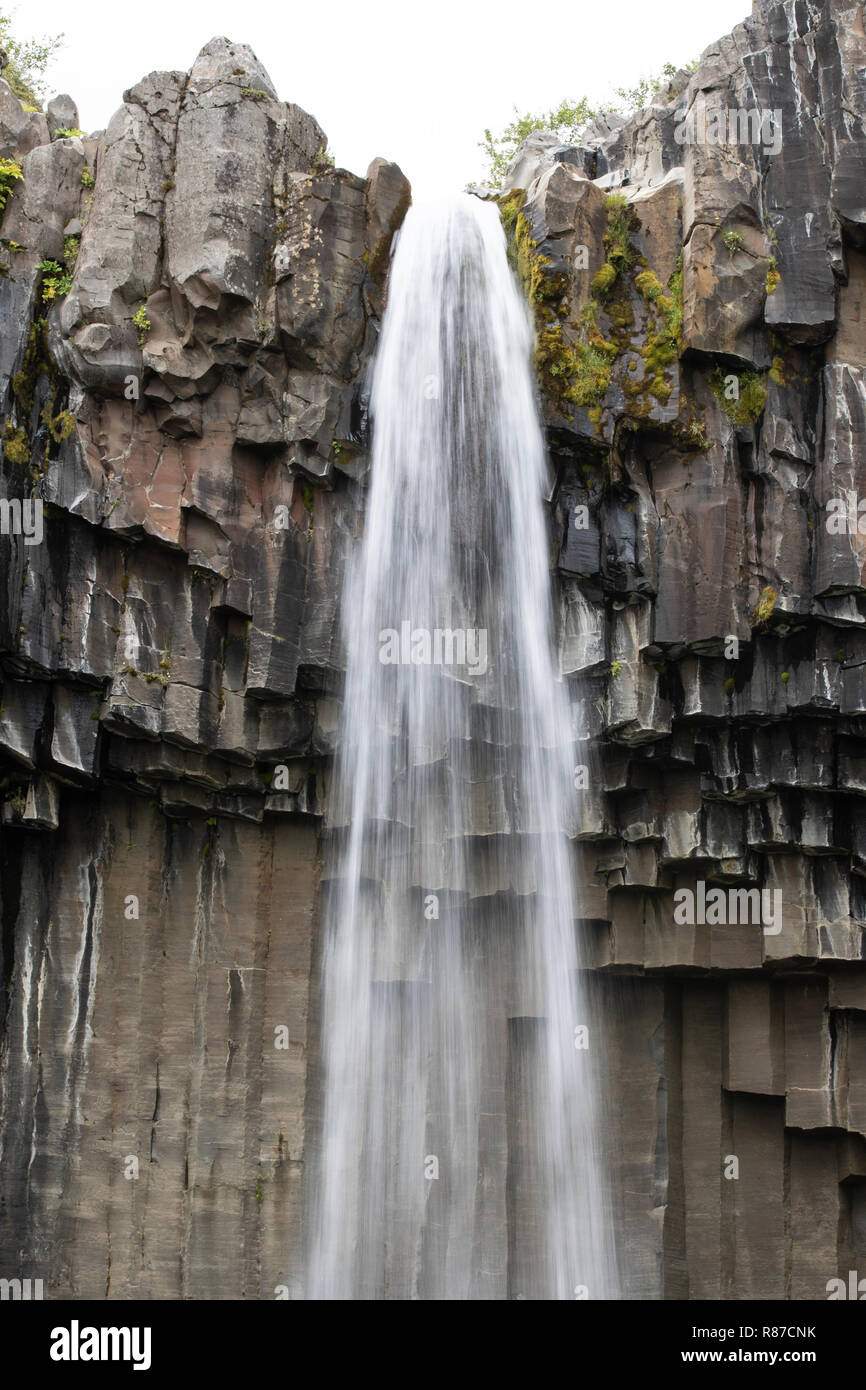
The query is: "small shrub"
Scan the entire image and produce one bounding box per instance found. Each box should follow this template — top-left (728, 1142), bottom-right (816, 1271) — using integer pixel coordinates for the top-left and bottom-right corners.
top-left (0, 157), bottom-right (23, 212)
top-left (310, 145), bottom-right (336, 174)
top-left (722, 229), bottom-right (745, 256)
top-left (36, 257), bottom-right (72, 301)
top-left (132, 304), bottom-right (151, 345)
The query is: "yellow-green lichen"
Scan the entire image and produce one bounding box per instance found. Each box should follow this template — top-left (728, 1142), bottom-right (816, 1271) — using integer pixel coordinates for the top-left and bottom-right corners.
top-left (2, 422), bottom-right (29, 466)
top-left (752, 585), bottom-right (778, 627)
top-left (48, 409), bottom-right (75, 442)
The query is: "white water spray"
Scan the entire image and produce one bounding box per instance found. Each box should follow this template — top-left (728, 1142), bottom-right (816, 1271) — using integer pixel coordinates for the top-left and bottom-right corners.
top-left (306, 194), bottom-right (618, 1300)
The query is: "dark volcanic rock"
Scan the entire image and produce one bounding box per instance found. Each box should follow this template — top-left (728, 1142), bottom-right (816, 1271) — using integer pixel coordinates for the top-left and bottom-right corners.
top-left (2, 5), bottom-right (866, 1302)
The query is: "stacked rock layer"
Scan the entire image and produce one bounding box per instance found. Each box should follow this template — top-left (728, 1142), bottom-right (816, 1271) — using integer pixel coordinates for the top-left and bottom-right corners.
top-left (1, 2), bottom-right (865, 1299)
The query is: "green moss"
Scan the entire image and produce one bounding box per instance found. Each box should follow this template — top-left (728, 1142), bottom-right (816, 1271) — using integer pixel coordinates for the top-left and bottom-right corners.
top-left (780, 671), bottom-right (790, 683)
top-left (535, 318), bottom-right (618, 414)
top-left (18, 334), bottom-right (42, 411)
top-left (634, 268), bottom-right (665, 304)
top-left (591, 261), bottom-right (617, 296)
top-left (769, 355), bottom-right (787, 386)
top-left (752, 585), bottom-right (778, 627)
top-left (603, 192), bottom-right (637, 269)
top-left (666, 255), bottom-right (683, 347)
top-left (709, 368), bottom-right (768, 426)
top-left (765, 259), bottom-right (781, 295)
top-left (2, 422), bottom-right (29, 466)
top-left (48, 408), bottom-right (75, 442)
top-left (501, 186), bottom-right (689, 430)
top-left (724, 677), bottom-right (735, 696)
top-left (240, 87), bottom-right (268, 101)
top-left (648, 376), bottom-right (672, 404)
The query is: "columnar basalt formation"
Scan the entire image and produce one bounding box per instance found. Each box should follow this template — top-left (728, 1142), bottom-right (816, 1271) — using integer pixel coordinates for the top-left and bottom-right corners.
top-left (1, 2), bottom-right (865, 1299)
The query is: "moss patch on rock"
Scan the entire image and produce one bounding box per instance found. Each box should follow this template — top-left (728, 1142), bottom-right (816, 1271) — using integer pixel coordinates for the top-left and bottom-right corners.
top-left (710, 367), bottom-right (768, 426)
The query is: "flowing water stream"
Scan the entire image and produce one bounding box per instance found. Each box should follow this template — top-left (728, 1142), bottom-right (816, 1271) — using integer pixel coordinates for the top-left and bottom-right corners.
top-left (306, 194), bottom-right (618, 1300)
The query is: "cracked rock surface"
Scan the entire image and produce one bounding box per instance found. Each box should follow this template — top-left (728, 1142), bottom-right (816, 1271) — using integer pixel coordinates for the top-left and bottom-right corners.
top-left (1, 5), bottom-right (866, 1299)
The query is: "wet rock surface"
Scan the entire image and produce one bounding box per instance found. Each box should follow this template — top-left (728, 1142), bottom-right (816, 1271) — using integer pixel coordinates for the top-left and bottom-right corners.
top-left (2, 4), bottom-right (866, 1299)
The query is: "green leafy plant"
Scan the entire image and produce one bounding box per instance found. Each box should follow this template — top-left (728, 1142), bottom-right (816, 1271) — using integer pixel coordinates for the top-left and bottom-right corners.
top-left (722, 229), bottom-right (745, 256)
top-left (479, 63), bottom-right (696, 187)
top-left (610, 660), bottom-right (623, 677)
top-left (53, 127), bottom-right (85, 139)
top-left (0, 156), bottom-right (23, 212)
top-left (80, 167), bottom-right (95, 189)
top-left (310, 145), bottom-right (336, 174)
top-left (0, 9), bottom-right (64, 106)
top-left (132, 303), bottom-right (151, 345)
top-left (765, 258), bottom-right (781, 294)
top-left (480, 97), bottom-right (598, 187)
top-left (36, 257), bottom-right (72, 301)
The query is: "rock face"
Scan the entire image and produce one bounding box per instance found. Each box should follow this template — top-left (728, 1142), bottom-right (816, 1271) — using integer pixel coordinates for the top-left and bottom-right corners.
top-left (1, 2), bottom-right (866, 1300)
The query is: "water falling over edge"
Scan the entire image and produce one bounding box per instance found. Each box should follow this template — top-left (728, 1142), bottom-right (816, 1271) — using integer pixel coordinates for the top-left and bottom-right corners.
top-left (305, 194), bottom-right (620, 1301)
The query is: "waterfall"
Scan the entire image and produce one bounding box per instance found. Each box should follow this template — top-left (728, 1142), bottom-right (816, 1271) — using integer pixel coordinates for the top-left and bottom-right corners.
top-left (306, 194), bottom-right (618, 1300)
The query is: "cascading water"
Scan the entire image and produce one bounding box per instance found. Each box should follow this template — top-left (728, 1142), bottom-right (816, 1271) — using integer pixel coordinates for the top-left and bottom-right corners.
top-left (306, 194), bottom-right (619, 1300)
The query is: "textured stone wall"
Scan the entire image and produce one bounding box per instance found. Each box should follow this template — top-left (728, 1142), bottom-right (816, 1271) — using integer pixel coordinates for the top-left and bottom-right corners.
top-left (1, 2), bottom-right (866, 1300)
top-left (505, 0), bottom-right (866, 1298)
top-left (0, 35), bottom-right (409, 1299)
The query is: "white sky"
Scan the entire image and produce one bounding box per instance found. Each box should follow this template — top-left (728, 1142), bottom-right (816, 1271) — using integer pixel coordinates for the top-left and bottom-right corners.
top-left (13, 0), bottom-right (750, 199)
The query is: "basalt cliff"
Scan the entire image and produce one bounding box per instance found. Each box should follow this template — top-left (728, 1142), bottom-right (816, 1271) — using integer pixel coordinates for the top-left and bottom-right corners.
top-left (2, 0), bottom-right (866, 1300)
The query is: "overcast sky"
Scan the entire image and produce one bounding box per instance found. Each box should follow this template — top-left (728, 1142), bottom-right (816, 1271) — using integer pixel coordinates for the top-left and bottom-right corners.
top-left (14, 0), bottom-right (750, 199)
